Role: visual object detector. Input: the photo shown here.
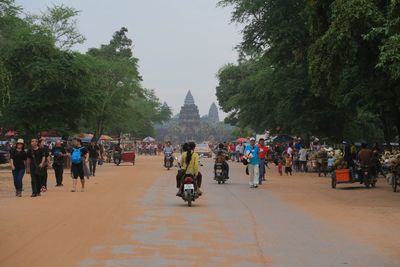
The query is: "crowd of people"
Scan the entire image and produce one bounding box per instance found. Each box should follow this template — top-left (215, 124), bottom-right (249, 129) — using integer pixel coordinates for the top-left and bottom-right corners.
top-left (8, 134), bottom-right (392, 198)
top-left (9, 137), bottom-right (102, 197)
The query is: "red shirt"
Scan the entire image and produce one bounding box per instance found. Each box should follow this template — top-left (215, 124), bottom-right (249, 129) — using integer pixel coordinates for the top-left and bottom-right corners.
top-left (257, 144), bottom-right (268, 159)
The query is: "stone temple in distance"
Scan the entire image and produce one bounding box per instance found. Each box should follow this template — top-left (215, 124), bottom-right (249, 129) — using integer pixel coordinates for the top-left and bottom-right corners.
top-left (155, 90), bottom-right (232, 143)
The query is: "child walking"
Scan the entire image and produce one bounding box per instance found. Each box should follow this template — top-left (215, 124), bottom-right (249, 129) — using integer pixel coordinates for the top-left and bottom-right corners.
top-left (278, 159), bottom-right (283, 176)
top-left (285, 154), bottom-right (292, 176)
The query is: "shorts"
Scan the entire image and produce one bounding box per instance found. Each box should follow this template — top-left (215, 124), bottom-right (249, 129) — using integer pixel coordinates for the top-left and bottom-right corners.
top-left (71, 163), bottom-right (84, 179)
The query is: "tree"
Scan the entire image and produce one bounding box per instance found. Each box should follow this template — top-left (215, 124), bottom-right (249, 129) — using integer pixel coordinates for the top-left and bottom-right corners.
top-left (28, 4), bottom-right (85, 50)
top-left (217, 0), bottom-right (398, 143)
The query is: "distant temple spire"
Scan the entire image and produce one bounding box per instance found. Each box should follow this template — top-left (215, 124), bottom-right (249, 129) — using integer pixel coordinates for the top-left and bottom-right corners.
top-left (184, 90), bottom-right (195, 106)
top-left (208, 102), bottom-right (220, 125)
top-left (179, 90), bottom-right (200, 141)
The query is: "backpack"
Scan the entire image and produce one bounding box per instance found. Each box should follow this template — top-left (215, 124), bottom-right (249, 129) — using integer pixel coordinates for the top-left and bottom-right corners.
top-left (71, 147), bottom-right (83, 164)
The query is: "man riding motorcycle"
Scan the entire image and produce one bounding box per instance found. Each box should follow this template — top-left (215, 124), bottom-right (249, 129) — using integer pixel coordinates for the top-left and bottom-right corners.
top-left (214, 143), bottom-right (229, 179)
top-left (163, 141), bottom-right (174, 167)
top-left (358, 143), bottom-right (375, 184)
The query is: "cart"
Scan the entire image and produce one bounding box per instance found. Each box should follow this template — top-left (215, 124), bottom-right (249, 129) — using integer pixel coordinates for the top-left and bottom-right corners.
top-left (331, 168), bottom-right (376, 188)
top-left (121, 150), bottom-right (136, 165)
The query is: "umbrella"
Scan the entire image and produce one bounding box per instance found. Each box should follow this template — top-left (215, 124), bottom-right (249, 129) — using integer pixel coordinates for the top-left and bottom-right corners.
top-left (236, 137), bottom-right (248, 143)
top-left (5, 130), bottom-right (17, 137)
top-left (99, 134), bottom-right (113, 141)
top-left (143, 136), bottom-right (155, 143)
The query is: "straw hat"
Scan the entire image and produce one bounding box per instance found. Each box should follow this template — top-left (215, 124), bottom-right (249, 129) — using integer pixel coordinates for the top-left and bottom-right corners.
top-left (16, 139), bottom-right (24, 144)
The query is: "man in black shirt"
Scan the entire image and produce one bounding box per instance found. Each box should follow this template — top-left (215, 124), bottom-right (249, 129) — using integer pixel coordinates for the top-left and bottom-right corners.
top-left (71, 138), bottom-right (88, 192)
top-left (39, 138), bottom-right (50, 192)
top-left (51, 140), bottom-right (66, 186)
top-left (88, 140), bottom-right (100, 176)
top-left (26, 138), bottom-right (46, 197)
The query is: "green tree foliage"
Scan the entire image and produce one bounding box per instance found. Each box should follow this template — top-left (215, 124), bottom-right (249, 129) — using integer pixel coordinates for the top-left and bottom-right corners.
top-left (217, 0), bottom-right (399, 143)
top-left (28, 4), bottom-right (86, 50)
top-left (0, 3), bottom-right (171, 139)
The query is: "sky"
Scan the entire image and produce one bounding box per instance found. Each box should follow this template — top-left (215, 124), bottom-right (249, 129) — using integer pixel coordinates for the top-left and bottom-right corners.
top-left (16, 0), bottom-right (242, 118)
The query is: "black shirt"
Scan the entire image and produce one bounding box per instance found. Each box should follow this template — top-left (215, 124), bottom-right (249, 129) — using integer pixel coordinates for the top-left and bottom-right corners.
top-left (10, 149), bottom-right (27, 170)
top-left (27, 148), bottom-right (45, 169)
top-left (51, 146), bottom-right (66, 164)
top-left (88, 145), bottom-right (99, 158)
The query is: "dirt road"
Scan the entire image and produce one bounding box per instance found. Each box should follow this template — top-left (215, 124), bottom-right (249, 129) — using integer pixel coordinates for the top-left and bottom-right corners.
top-left (0, 156), bottom-right (399, 267)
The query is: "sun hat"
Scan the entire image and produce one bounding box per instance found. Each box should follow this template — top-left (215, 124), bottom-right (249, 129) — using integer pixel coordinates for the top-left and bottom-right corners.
top-left (16, 139), bottom-right (24, 144)
top-left (249, 137), bottom-right (256, 141)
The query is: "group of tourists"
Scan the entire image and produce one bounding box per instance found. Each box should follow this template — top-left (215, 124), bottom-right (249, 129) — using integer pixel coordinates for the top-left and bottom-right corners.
top-left (9, 137), bottom-right (101, 197)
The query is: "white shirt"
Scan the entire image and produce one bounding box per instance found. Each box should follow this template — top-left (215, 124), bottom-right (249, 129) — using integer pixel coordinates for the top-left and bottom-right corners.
top-left (299, 148), bottom-right (307, 161)
top-left (287, 147), bottom-right (293, 157)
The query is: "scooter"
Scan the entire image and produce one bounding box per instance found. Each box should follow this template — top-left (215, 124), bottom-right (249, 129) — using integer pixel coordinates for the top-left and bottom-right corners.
top-left (181, 174), bottom-right (199, 207)
top-left (214, 163), bottom-right (227, 184)
top-left (164, 152), bottom-right (173, 170)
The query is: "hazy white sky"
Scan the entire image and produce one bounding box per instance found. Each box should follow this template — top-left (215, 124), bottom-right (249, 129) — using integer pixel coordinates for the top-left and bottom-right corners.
top-left (16, 0), bottom-right (241, 118)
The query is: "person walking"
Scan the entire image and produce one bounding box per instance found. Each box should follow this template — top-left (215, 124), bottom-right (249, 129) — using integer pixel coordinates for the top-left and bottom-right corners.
top-left (245, 137), bottom-right (260, 188)
top-left (70, 138), bottom-right (88, 192)
top-left (10, 139), bottom-right (27, 197)
top-left (299, 145), bottom-right (308, 172)
top-left (285, 153), bottom-right (293, 176)
top-left (257, 138), bottom-right (268, 184)
top-left (51, 140), bottom-right (66, 186)
top-left (26, 138), bottom-right (46, 197)
top-left (39, 138), bottom-right (50, 192)
top-left (235, 143), bottom-right (241, 162)
top-left (88, 140), bottom-right (100, 176)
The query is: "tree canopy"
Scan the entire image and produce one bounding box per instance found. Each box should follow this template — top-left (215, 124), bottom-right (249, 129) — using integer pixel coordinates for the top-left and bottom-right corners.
top-left (0, 0), bottom-right (171, 139)
top-left (217, 0), bottom-right (400, 143)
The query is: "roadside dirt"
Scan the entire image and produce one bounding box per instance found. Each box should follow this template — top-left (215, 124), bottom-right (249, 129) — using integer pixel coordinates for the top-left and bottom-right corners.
top-left (240, 162), bottom-right (400, 261)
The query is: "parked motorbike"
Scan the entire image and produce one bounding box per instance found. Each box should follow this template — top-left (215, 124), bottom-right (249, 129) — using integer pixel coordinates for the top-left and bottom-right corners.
top-left (164, 152), bottom-right (173, 170)
top-left (181, 174), bottom-right (199, 207)
top-left (214, 163), bottom-right (227, 184)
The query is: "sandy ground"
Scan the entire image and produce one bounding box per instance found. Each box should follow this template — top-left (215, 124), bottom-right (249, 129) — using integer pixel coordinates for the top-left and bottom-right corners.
top-left (0, 156), bottom-right (399, 267)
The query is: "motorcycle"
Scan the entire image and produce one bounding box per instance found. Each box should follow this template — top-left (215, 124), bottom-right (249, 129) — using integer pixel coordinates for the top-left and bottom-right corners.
top-left (113, 151), bottom-right (121, 166)
top-left (164, 152), bottom-right (173, 170)
top-left (357, 164), bottom-right (377, 188)
top-left (214, 162), bottom-right (227, 184)
top-left (181, 174), bottom-right (199, 207)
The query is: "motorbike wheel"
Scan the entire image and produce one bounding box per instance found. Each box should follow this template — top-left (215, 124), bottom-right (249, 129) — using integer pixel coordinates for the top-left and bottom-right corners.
top-left (222, 180), bottom-right (226, 184)
top-left (392, 177), bottom-right (397, 192)
top-left (218, 180), bottom-right (221, 184)
top-left (188, 200), bottom-right (192, 207)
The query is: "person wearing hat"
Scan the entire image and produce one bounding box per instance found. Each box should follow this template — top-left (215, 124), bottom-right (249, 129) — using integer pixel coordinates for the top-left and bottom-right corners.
top-left (244, 137), bottom-right (260, 188)
top-left (10, 139), bottom-right (27, 197)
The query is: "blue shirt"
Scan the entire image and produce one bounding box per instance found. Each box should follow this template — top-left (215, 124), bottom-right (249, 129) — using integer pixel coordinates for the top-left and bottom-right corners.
top-left (244, 145), bottom-right (259, 165)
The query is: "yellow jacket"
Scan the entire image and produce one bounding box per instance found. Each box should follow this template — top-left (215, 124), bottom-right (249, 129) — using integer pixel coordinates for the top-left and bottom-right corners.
top-left (180, 151), bottom-right (199, 176)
